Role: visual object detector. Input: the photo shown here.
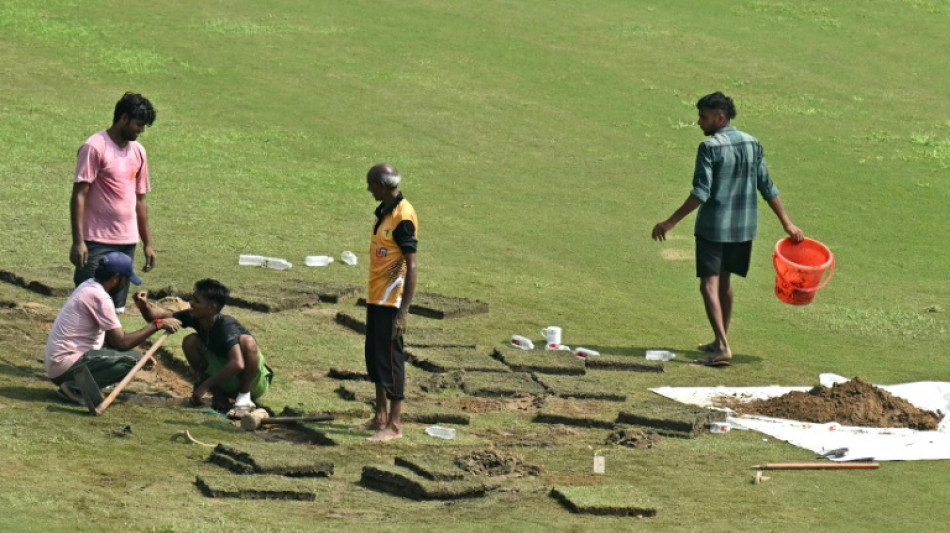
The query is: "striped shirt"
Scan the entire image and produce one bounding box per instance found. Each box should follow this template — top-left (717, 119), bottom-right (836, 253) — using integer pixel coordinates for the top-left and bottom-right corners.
top-left (691, 126), bottom-right (780, 242)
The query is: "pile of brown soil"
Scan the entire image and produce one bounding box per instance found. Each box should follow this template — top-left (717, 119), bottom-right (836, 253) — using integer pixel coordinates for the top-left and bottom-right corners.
top-left (735, 378), bottom-right (942, 430)
top-left (454, 449), bottom-right (543, 477)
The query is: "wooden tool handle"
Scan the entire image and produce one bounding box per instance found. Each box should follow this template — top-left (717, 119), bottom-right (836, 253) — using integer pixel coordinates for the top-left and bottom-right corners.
top-left (94, 333), bottom-right (169, 416)
top-left (751, 462), bottom-right (879, 470)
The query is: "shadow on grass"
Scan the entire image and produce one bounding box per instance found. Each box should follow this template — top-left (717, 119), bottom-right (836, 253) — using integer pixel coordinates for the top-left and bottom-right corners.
top-left (0, 360), bottom-right (47, 381)
top-left (581, 345), bottom-right (763, 365)
top-left (0, 384), bottom-right (64, 403)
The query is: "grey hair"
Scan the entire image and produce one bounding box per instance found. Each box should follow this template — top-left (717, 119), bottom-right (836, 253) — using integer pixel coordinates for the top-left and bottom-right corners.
top-left (367, 163), bottom-right (402, 189)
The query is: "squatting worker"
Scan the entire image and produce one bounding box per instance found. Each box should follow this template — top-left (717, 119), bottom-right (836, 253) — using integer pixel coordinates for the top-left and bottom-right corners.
top-left (134, 279), bottom-right (273, 414)
top-left (360, 163), bottom-right (418, 442)
top-left (45, 252), bottom-right (182, 404)
top-left (71, 92), bottom-right (158, 313)
top-left (651, 92), bottom-right (804, 366)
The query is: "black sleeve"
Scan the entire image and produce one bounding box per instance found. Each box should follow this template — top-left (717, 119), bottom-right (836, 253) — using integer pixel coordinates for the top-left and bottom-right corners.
top-left (173, 310), bottom-right (196, 330)
top-left (392, 220), bottom-right (417, 255)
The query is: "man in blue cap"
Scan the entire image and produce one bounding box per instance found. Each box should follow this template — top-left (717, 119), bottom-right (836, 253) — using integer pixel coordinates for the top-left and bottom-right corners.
top-left (45, 251), bottom-right (181, 403)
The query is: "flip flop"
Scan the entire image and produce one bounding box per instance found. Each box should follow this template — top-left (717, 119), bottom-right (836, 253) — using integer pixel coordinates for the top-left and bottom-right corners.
top-left (691, 358), bottom-right (732, 367)
top-left (227, 404), bottom-right (256, 419)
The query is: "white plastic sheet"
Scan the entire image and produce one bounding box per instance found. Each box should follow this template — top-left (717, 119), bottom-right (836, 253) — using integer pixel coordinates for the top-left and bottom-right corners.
top-left (651, 376), bottom-right (950, 462)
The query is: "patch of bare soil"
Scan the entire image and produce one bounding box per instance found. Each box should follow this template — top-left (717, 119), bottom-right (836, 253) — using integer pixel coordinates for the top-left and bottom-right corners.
top-left (456, 395), bottom-right (543, 414)
top-left (454, 449), bottom-right (543, 477)
top-left (606, 427), bottom-right (660, 449)
top-left (732, 378), bottom-right (942, 430)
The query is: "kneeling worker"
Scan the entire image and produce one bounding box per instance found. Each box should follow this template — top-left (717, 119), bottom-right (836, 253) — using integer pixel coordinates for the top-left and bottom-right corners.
top-left (45, 252), bottom-right (182, 404)
top-left (134, 278), bottom-right (272, 414)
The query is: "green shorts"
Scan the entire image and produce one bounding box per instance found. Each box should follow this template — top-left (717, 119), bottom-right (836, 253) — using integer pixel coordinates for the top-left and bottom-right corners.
top-left (205, 350), bottom-right (273, 400)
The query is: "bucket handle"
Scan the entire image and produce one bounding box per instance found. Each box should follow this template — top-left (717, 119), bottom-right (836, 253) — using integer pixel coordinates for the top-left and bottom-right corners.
top-left (794, 253), bottom-right (835, 295)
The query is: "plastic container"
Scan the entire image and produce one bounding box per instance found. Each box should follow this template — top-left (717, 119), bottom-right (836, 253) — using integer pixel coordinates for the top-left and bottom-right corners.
top-left (424, 425), bottom-right (456, 439)
top-left (645, 350), bottom-right (676, 361)
top-left (510, 335), bottom-right (534, 350)
top-left (593, 455), bottom-right (605, 474)
top-left (341, 251), bottom-right (358, 266)
top-left (546, 344), bottom-right (571, 351)
top-left (305, 255), bottom-right (334, 267)
top-left (773, 237), bottom-right (835, 305)
top-left (239, 254), bottom-right (265, 267)
top-left (573, 347), bottom-right (600, 359)
top-left (261, 258), bottom-right (292, 270)
top-left (710, 422), bottom-right (731, 433)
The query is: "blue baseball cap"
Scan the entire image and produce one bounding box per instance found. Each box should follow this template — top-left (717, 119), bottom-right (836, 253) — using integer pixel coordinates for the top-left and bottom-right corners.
top-left (100, 252), bottom-right (142, 285)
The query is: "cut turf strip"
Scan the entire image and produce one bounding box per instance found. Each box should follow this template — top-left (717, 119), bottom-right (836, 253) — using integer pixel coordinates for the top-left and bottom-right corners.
top-left (356, 292), bottom-right (488, 319)
top-left (616, 402), bottom-right (723, 438)
top-left (360, 465), bottom-right (490, 500)
top-left (195, 471), bottom-right (327, 501)
top-left (406, 346), bottom-right (510, 373)
top-left (0, 269), bottom-right (71, 297)
top-left (533, 396), bottom-right (621, 429)
top-left (393, 455), bottom-right (467, 481)
top-left (550, 486), bottom-right (657, 517)
top-left (462, 371), bottom-right (545, 397)
top-left (534, 374), bottom-right (628, 402)
top-left (583, 355), bottom-right (664, 373)
top-left (210, 443), bottom-right (335, 476)
top-left (334, 311), bottom-right (367, 334)
top-left (491, 346), bottom-right (586, 376)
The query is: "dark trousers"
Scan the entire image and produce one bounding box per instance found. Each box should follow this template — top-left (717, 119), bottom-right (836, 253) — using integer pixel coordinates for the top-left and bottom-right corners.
top-left (52, 348), bottom-right (144, 390)
top-left (364, 304), bottom-right (405, 401)
top-left (73, 241), bottom-right (136, 309)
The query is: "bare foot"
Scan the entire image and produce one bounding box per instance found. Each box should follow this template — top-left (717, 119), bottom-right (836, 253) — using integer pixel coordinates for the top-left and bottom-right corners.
top-left (353, 416), bottom-right (387, 431)
top-left (367, 423), bottom-right (402, 442)
top-left (697, 342), bottom-right (717, 353)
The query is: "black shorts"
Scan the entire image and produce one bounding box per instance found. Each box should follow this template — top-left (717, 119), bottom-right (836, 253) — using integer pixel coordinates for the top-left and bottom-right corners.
top-left (364, 304), bottom-right (405, 401)
top-left (695, 236), bottom-right (752, 278)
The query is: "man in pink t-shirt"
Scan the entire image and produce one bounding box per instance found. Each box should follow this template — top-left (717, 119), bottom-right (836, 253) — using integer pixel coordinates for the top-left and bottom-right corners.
top-left (70, 92), bottom-right (158, 312)
top-left (45, 252), bottom-right (181, 404)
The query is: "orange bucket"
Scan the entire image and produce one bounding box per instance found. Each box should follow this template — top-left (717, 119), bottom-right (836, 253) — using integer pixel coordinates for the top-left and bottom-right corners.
top-left (772, 238), bottom-right (835, 305)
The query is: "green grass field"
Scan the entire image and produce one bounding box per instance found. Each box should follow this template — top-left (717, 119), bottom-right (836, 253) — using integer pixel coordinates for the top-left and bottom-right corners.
top-left (1, 1), bottom-right (949, 531)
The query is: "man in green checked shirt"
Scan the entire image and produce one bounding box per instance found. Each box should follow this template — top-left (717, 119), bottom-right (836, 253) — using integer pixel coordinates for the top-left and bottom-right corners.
top-left (652, 92), bottom-right (805, 366)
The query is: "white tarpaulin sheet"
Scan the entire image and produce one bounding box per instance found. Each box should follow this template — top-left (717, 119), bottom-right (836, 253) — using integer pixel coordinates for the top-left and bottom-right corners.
top-left (650, 376), bottom-right (950, 462)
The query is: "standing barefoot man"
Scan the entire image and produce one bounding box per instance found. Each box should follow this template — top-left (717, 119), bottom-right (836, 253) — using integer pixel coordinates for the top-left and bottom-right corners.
top-left (361, 163), bottom-right (418, 442)
top-left (652, 92), bottom-right (804, 366)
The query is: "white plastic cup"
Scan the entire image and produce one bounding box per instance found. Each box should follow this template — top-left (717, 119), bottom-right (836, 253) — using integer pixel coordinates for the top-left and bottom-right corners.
top-left (710, 422), bottom-right (731, 433)
top-left (238, 254), bottom-right (265, 267)
top-left (305, 255), bottom-right (334, 267)
top-left (540, 326), bottom-right (562, 349)
top-left (425, 425), bottom-right (456, 439)
top-left (645, 350), bottom-right (676, 361)
top-left (341, 251), bottom-right (358, 266)
top-left (510, 335), bottom-right (534, 350)
top-left (573, 347), bottom-right (600, 359)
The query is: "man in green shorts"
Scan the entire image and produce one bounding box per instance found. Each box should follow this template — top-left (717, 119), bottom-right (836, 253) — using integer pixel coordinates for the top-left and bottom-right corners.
top-left (45, 252), bottom-right (182, 404)
top-left (135, 279), bottom-right (272, 413)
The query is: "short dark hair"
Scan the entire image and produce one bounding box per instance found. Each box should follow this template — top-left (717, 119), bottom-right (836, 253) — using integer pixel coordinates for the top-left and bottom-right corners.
top-left (113, 92), bottom-right (156, 126)
top-left (696, 91), bottom-right (737, 119)
top-left (193, 279), bottom-right (229, 312)
top-left (367, 163), bottom-right (402, 190)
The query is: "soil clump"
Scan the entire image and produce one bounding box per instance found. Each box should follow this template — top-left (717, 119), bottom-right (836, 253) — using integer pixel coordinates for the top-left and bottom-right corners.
top-left (454, 449), bottom-right (543, 477)
top-left (734, 378), bottom-right (942, 430)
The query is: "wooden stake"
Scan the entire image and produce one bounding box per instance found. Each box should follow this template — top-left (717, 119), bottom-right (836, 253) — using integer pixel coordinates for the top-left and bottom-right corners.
top-left (750, 462), bottom-right (878, 470)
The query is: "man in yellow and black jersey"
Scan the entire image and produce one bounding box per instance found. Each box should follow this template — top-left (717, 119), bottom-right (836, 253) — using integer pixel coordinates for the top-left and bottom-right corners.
top-left (361, 163), bottom-right (418, 442)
